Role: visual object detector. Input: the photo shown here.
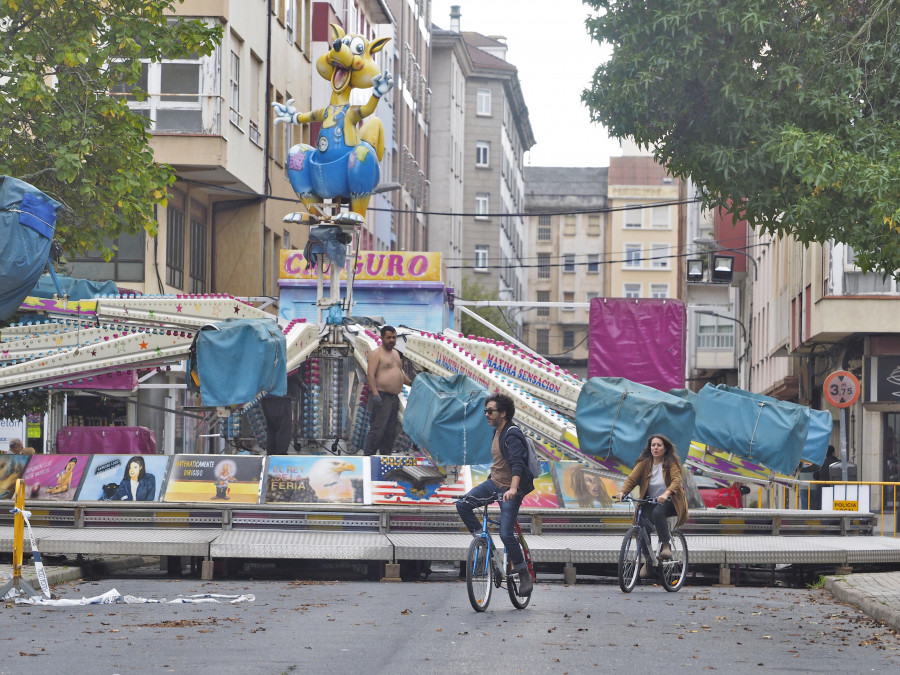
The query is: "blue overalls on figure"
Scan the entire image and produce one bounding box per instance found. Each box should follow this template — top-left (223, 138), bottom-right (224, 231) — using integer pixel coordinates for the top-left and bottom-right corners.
top-left (287, 104), bottom-right (380, 203)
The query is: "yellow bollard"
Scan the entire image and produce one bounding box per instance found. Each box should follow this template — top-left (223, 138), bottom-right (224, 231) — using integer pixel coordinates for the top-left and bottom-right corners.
top-left (0, 479), bottom-right (42, 599)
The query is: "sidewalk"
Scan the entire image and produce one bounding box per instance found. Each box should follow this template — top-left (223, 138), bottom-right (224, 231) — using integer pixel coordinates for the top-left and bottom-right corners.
top-left (826, 572), bottom-right (900, 631)
top-left (0, 555), bottom-right (150, 596)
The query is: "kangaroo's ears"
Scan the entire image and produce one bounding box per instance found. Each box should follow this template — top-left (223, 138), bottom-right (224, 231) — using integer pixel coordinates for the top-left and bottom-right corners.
top-left (368, 36), bottom-right (391, 56)
top-left (329, 23), bottom-right (345, 42)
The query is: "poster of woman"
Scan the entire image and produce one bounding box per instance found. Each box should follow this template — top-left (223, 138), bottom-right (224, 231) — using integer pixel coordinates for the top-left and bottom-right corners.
top-left (76, 455), bottom-right (170, 501)
top-left (22, 455), bottom-right (89, 501)
top-left (554, 462), bottom-right (616, 508)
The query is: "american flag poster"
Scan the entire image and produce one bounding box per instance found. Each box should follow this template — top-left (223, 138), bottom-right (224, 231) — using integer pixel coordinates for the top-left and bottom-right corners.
top-left (369, 456), bottom-right (471, 505)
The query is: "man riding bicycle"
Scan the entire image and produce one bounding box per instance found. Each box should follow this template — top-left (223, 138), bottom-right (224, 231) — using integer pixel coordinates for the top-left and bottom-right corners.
top-left (456, 393), bottom-right (535, 595)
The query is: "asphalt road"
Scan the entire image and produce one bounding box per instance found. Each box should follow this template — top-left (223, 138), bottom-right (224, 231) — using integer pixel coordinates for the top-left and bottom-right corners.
top-left (2, 566), bottom-right (899, 674)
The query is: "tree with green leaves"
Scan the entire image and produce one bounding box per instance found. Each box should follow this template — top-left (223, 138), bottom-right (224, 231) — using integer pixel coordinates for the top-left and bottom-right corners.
top-left (0, 0), bottom-right (221, 259)
top-left (460, 277), bottom-right (510, 342)
top-left (583, 0), bottom-right (900, 276)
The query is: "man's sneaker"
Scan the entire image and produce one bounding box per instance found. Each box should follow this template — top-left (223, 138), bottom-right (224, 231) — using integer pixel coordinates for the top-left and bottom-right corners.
top-left (659, 543), bottom-right (673, 560)
top-left (513, 563), bottom-right (533, 595)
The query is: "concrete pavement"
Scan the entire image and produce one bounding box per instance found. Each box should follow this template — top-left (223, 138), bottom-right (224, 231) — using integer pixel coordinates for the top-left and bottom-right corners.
top-left (826, 571), bottom-right (900, 631)
top-left (3, 555), bottom-right (900, 633)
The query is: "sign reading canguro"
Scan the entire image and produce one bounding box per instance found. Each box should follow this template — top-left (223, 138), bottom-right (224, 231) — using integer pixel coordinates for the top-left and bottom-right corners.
top-left (280, 250), bottom-right (441, 281)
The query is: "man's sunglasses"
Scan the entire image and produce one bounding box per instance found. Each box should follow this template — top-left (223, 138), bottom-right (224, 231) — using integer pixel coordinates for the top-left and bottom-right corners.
top-left (484, 408), bottom-right (498, 415)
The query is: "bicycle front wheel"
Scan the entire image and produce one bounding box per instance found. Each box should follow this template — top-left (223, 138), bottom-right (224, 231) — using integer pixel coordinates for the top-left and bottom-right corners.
top-left (658, 530), bottom-right (688, 592)
top-left (466, 537), bottom-right (493, 611)
top-left (618, 527), bottom-right (642, 593)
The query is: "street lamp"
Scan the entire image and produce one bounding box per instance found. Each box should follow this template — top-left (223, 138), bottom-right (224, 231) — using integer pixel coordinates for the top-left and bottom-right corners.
top-left (693, 237), bottom-right (759, 280)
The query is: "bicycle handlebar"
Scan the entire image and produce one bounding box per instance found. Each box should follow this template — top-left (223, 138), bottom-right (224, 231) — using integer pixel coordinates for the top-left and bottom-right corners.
top-left (457, 492), bottom-right (504, 507)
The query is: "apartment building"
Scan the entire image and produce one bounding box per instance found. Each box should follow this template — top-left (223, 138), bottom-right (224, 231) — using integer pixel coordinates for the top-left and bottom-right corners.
top-left (70, 0), bottom-right (403, 296)
top-left (428, 20), bottom-right (469, 295)
top-left (606, 153), bottom-right (684, 303)
top-left (428, 9), bottom-right (533, 322)
top-left (522, 167), bottom-right (608, 375)
top-left (383, 0), bottom-right (431, 252)
top-left (748, 230), bottom-right (900, 509)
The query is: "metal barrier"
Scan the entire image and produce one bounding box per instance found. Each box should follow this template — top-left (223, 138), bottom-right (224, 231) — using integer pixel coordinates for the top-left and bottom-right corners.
top-left (787, 481), bottom-right (900, 537)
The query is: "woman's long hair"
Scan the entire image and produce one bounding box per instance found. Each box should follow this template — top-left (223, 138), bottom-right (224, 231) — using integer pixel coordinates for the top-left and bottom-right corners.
top-left (634, 434), bottom-right (681, 471)
top-left (121, 456), bottom-right (146, 482)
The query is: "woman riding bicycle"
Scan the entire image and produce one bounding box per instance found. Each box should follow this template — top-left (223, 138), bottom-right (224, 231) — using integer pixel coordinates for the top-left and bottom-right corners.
top-left (614, 434), bottom-right (689, 572)
top-left (456, 393), bottom-right (535, 595)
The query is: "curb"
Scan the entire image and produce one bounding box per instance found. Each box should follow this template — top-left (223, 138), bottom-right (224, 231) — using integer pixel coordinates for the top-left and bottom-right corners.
top-left (825, 576), bottom-right (900, 631)
top-left (3, 555), bottom-right (150, 591)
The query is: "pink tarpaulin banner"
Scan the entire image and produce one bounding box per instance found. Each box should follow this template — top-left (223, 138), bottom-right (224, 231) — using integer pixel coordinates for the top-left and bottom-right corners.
top-left (588, 298), bottom-right (685, 391)
top-left (56, 426), bottom-right (157, 455)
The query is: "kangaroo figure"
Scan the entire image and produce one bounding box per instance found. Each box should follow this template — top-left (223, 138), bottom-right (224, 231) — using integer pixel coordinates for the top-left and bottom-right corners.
top-left (273, 24), bottom-right (393, 224)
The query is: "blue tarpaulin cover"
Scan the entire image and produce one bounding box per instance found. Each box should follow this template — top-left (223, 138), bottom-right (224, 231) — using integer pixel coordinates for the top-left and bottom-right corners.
top-left (0, 176), bottom-right (61, 320)
top-left (693, 384), bottom-right (810, 475)
top-left (672, 385), bottom-right (831, 470)
top-left (401, 373), bottom-right (493, 465)
top-left (190, 319), bottom-right (287, 407)
top-left (29, 274), bottom-right (119, 300)
top-left (575, 377), bottom-right (695, 466)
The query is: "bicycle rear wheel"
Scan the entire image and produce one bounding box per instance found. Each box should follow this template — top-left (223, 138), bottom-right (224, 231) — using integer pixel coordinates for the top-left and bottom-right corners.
top-left (466, 537), bottom-right (493, 611)
top-left (507, 568), bottom-right (532, 609)
top-left (658, 530), bottom-right (688, 592)
top-left (618, 527), bottom-right (642, 593)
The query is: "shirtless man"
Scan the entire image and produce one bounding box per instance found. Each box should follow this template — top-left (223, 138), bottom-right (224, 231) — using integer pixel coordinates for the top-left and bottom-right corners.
top-left (364, 325), bottom-right (411, 455)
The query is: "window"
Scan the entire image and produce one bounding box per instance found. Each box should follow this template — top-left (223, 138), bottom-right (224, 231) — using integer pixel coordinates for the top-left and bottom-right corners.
top-left (475, 245), bottom-right (488, 271)
top-left (624, 283), bottom-right (641, 298)
top-left (166, 203), bottom-right (185, 289)
top-left (650, 243), bottom-right (670, 269)
top-left (564, 215), bottom-right (576, 235)
top-left (697, 316), bottom-right (735, 350)
top-left (283, 229), bottom-right (291, 250)
top-left (588, 215), bottom-right (600, 235)
top-left (285, 0), bottom-right (296, 44)
top-left (563, 254), bottom-right (575, 273)
top-left (475, 193), bottom-right (490, 219)
top-left (113, 28), bottom-right (211, 134)
top-left (69, 231), bottom-right (145, 283)
top-left (537, 290), bottom-right (550, 317)
top-left (624, 205), bottom-right (642, 229)
top-left (650, 283), bottom-right (669, 298)
top-left (624, 244), bottom-right (642, 269)
top-left (586, 291), bottom-right (600, 303)
top-left (537, 252), bottom-right (550, 279)
top-left (537, 223), bottom-right (551, 241)
top-left (562, 291), bottom-right (575, 311)
top-left (587, 254), bottom-right (599, 273)
top-left (563, 330), bottom-right (575, 350)
top-left (477, 88), bottom-right (491, 116)
top-left (537, 214), bottom-right (551, 241)
top-left (249, 53), bottom-right (263, 145)
top-left (229, 50), bottom-right (241, 127)
top-left (651, 205), bottom-right (669, 229)
top-left (536, 328), bottom-right (549, 354)
top-left (189, 216), bottom-right (207, 293)
top-left (475, 141), bottom-right (490, 167)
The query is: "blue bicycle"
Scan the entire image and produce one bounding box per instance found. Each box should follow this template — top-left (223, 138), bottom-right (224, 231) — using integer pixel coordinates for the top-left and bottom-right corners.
top-left (458, 493), bottom-right (535, 611)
